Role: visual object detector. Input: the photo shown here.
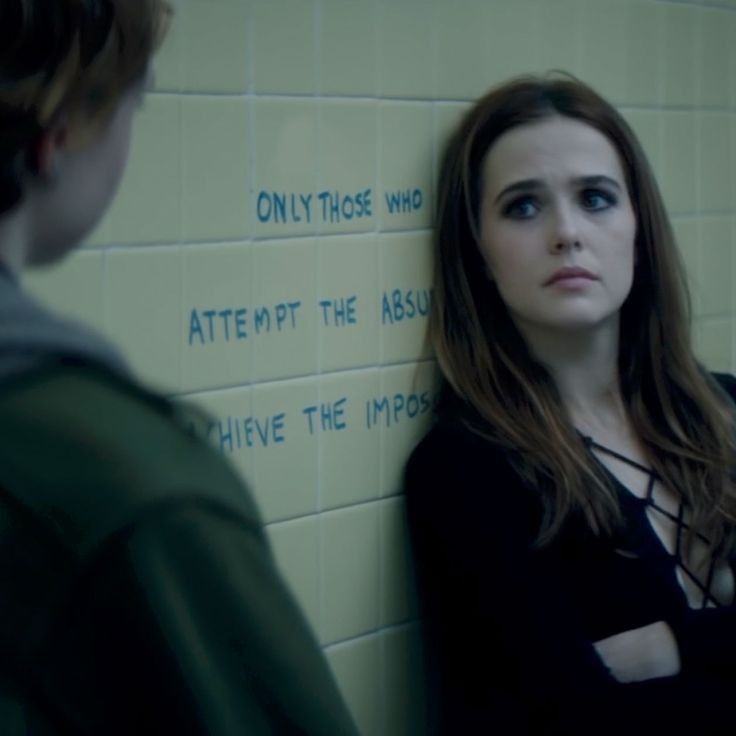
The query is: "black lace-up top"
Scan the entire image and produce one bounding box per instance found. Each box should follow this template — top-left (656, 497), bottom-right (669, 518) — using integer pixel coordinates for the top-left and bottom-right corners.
top-left (406, 374), bottom-right (736, 736)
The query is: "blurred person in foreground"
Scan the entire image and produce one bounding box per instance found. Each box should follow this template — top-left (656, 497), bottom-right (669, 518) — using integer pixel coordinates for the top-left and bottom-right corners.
top-left (0, 2), bottom-right (357, 733)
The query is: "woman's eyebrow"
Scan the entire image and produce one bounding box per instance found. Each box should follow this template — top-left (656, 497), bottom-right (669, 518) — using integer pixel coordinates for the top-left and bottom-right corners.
top-left (573, 174), bottom-right (623, 191)
top-left (493, 178), bottom-right (543, 204)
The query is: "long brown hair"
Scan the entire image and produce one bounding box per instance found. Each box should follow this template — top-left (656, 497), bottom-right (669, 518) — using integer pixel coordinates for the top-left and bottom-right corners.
top-left (433, 74), bottom-right (736, 550)
top-left (0, 0), bottom-right (171, 214)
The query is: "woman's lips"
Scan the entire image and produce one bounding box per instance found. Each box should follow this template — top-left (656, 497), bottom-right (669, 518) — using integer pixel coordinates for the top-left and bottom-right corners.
top-left (544, 266), bottom-right (599, 286)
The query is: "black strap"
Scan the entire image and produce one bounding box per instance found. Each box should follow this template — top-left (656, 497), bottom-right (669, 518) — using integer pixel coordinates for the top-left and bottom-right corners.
top-left (584, 437), bottom-right (657, 477)
top-left (585, 437), bottom-right (726, 608)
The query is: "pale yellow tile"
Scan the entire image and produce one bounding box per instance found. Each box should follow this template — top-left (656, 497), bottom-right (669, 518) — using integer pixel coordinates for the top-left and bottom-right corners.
top-left (183, 385), bottom-right (256, 489)
top-left (319, 370), bottom-right (381, 510)
top-left (434, 102), bottom-right (472, 189)
top-left (731, 14), bottom-right (736, 109)
top-left (321, 504), bottom-right (380, 644)
top-left (104, 96), bottom-right (182, 245)
top-left (434, 0), bottom-right (489, 101)
top-left (252, 0), bottom-right (316, 94)
top-left (577, 0), bottom-right (629, 104)
top-left (662, 3), bottom-right (698, 107)
top-left (251, 377), bottom-right (319, 522)
top-left (379, 103), bottom-right (433, 231)
top-left (25, 250), bottom-right (106, 334)
top-left (326, 635), bottom-right (381, 736)
top-left (266, 515), bottom-right (320, 639)
top-left (434, 103), bottom-right (472, 148)
top-left (153, 1), bottom-right (183, 92)
top-left (733, 118), bottom-right (736, 205)
top-left (317, 101), bottom-right (377, 234)
top-left (698, 8), bottom-right (732, 108)
top-left (733, 117), bottom-right (736, 196)
top-left (435, 0), bottom-right (542, 101)
top-left (733, 221), bottom-right (736, 371)
top-left (699, 217), bottom-right (733, 316)
top-left (621, 110), bottom-right (662, 183)
top-left (624, 0), bottom-right (663, 106)
top-left (251, 240), bottom-right (318, 382)
top-left (535, 0), bottom-right (584, 80)
top-left (253, 100), bottom-right (318, 238)
top-left (381, 625), bottom-right (427, 736)
top-left (378, 0), bottom-right (435, 99)
top-left (179, 0), bottom-right (249, 93)
top-left (181, 242), bottom-right (253, 392)
top-left (380, 232), bottom-right (434, 364)
top-left (318, 0), bottom-right (378, 96)
top-left (80, 214), bottom-right (109, 249)
top-left (695, 317), bottom-right (733, 373)
top-left (378, 361), bottom-right (440, 497)
top-left (105, 247), bottom-right (182, 391)
top-left (672, 219), bottom-right (701, 316)
top-left (317, 235), bottom-right (379, 372)
top-left (468, 0), bottom-right (542, 92)
top-left (698, 113), bottom-right (733, 213)
top-left (380, 497), bottom-right (418, 627)
top-left (660, 111), bottom-right (697, 216)
top-left (181, 97), bottom-right (250, 242)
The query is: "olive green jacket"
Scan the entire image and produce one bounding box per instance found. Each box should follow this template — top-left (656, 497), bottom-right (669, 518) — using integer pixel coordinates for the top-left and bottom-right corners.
top-left (0, 361), bottom-right (357, 735)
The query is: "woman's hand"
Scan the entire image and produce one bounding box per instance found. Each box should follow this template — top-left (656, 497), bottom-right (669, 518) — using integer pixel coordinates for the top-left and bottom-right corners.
top-left (593, 620), bottom-right (681, 683)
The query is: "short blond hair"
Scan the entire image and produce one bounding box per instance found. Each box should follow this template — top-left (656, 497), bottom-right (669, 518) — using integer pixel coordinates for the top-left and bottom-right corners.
top-left (0, 0), bottom-right (171, 213)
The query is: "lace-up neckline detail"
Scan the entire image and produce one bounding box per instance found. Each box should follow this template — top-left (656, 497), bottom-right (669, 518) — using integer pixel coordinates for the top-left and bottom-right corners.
top-left (583, 436), bottom-right (731, 610)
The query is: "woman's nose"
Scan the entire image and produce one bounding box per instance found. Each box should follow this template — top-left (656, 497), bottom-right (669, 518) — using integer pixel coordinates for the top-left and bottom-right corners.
top-left (548, 204), bottom-right (582, 253)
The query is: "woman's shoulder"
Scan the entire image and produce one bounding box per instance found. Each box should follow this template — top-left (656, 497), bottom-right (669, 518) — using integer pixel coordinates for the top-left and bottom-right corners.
top-left (404, 416), bottom-right (538, 523)
top-left (407, 417), bottom-right (511, 476)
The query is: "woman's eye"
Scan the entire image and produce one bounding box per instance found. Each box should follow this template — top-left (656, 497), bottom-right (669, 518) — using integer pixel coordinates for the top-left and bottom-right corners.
top-left (581, 188), bottom-right (616, 211)
top-left (503, 196), bottom-right (539, 219)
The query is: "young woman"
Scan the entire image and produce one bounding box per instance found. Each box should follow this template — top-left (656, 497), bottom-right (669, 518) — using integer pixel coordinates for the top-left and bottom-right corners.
top-left (0, 2), bottom-right (356, 733)
top-left (406, 75), bottom-right (736, 735)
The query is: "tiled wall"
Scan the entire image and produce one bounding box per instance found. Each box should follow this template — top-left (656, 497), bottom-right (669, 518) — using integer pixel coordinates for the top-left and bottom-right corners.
top-left (27, 0), bottom-right (736, 733)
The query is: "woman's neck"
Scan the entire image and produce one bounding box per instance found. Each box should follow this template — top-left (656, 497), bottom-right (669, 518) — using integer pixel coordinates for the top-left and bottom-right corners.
top-left (517, 315), bottom-right (627, 434)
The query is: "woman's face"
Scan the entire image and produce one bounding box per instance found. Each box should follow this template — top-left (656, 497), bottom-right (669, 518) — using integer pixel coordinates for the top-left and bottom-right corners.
top-left (478, 116), bottom-right (636, 338)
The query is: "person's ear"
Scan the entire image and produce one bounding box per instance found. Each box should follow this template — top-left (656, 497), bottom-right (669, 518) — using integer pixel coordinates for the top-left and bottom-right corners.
top-left (33, 120), bottom-right (69, 181)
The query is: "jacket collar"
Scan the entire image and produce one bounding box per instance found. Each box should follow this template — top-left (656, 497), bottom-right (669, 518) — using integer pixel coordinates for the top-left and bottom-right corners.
top-left (0, 264), bottom-right (130, 382)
